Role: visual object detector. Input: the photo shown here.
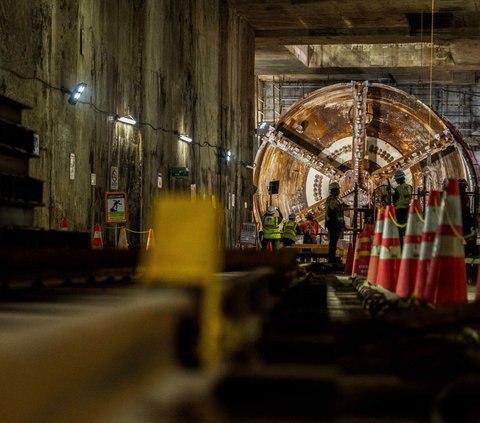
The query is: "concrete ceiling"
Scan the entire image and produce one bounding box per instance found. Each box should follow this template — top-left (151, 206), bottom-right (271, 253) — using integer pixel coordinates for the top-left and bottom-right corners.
top-left (228, 0), bottom-right (480, 84)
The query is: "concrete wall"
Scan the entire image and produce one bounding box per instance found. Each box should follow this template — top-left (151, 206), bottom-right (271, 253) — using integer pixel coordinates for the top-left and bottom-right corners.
top-left (0, 0), bottom-right (255, 248)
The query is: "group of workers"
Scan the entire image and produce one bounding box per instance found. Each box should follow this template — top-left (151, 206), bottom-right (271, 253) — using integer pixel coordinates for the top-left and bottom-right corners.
top-left (260, 170), bottom-right (419, 263)
top-left (387, 171), bottom-right (474, 245)
top-left (260, 170), bottom-right (477, 260)
top-left (261, 181), bottom-right (346, 263)
top-left (384, 172), bottom-right (475, 255)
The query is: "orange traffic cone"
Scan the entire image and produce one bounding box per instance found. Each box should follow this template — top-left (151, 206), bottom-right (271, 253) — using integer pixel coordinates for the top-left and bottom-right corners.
top-left (350, 235), bottom-right (360, 277)
top-left (364, 223), bottom-right (375, 238)
top-left (117, 226), bottom-right (129, 250)
top-left (414, 190), bottom-right (442, 300)
top-left (344, 241), bottom-right (354, 274)
top-left (424, 179), bottom-right (467, 305)
top-left (146, 228), bottom-right (155, 251)
top-left (396, 198), bottom-right (423, 298)
top-left (60, 217), bottom-right (69, 231)
top-left (366, 208), bottom-right (385, 285)
top-left (266, 241), bottom-right (273, 252)
top-left (92, 223), bottom-right (103, 249)
top-left (376, 205), bottom-right (402, 292)
top-left (352, 228), bottom-right (371, 278)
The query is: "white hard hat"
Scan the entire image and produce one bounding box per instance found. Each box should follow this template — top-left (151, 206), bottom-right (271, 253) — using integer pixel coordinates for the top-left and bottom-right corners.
top-left (329, 181), bottom-right (340, 190)
top-left (394, 170), bottom-right (405, 180)
top-left (266, 206), bottom-right (276, 214)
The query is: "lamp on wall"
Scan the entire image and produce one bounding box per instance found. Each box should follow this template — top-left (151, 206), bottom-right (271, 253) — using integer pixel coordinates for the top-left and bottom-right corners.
top-left (178, 134), bottom-right (193, 143)
top-left (115, 115), bottom-right (137, 126)
top-left (68, 82), bottom-right (87, 105)
top-left (218, 147), bottom-right (232, 162)
top-left (256, 121), bottom-right (271, 135)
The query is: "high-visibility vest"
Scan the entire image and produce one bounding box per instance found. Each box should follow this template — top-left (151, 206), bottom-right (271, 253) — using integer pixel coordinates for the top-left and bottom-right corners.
top-left (395, 183), bottom-right (413, 209)
top-left (283, 220), bottom-right (297, 241)
top-left (262, 215), bottom-right (281, 239)
top-left (301, 219), bottom-right (319, 235)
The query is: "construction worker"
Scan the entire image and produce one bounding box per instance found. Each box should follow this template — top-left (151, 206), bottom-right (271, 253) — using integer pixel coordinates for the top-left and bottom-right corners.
top-left (261, 205), bottom-right (283, 250)
top-left (301, 212), bottom-right (320, 244)
top-left (282, 212), bottom-right (300, 247)
top-left (392, 170), bottom-right (413, 236)
top-left (458, 178), bottom-right (476, 256)
top-left (325, 181), bottom-right (345, 263)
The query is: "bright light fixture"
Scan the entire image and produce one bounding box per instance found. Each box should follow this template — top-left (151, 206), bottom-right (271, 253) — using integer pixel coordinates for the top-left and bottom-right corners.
top-left (259, 121), bottom-right (268, 130)
top-left (116, 115), bottom-right (137, 126)
top-left (226, 150), bottom-right (232, 161)
top-left (68, 82), bottom-right (87, 105)
top-left (256, 121), bottom-right (271, 135)
top-left (178, 134), bottom-right (192, 143)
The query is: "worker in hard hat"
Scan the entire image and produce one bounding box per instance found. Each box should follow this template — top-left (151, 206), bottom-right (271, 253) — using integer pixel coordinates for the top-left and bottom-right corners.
top-left (300, 212), bottom-right (320, 244)
top-left (325, 181), bottom-right (346, 263)
top-left (282, 212), bottom-right (301, 247)
top-left (392, 170), bottom-right (413, 236)
top-left (261, 205), bottom-right (283, 250)
top-left (458, 178), bottom-right (476, 256)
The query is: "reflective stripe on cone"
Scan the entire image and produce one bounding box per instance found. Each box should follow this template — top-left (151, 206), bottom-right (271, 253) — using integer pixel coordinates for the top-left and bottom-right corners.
top-left (92, 223), bottom-right (103, 249)
top-left (352, 228), bottom-right (371, 278)
top-left (117, 226), bottom-right (129, 250)
top-left (424, 179), bottom-right (467, 305)
top-left (376, 205), bottom-right (402, 292)
top-left (396, 198), bottom-right (423, 298)
top-left (146, 228), bottom-right (155, 251)
top-left (414, 191), bottom-right (442, 299)
top-left (366, 208), bottom-right (384, 285)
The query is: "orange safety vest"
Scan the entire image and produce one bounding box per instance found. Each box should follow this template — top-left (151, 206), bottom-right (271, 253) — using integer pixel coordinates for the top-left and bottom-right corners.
top-left (301, 219), bottom-right (319, 235)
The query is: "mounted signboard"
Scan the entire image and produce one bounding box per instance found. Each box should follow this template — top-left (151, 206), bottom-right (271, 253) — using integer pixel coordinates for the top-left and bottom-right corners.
top-left (170, 167), bottom-right (189, 177)
top-left (239, 222), bottom-right (257, 246)
top-left (105, 192), bottom-right (128, 224)
top-left (110, 166), bottom-right (119, 190)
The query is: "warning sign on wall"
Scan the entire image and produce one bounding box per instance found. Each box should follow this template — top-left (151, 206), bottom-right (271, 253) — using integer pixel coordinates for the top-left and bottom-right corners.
top-left (105, 192), bottom-right (128, 223)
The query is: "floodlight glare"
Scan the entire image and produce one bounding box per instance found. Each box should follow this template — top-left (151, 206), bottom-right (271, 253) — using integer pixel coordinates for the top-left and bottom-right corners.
top-left (116, 115), bottom-right (137, 126)
top-left (68, 82), bottom-right (87, 105)
top-left (178, 134), bottom-right (193, 143)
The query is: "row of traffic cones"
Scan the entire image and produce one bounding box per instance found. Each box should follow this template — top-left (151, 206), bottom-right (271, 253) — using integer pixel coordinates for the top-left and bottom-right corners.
top-left (351, 179), bottom-right (469, 306)
top-left (91, 224), bottom-right (155, 250)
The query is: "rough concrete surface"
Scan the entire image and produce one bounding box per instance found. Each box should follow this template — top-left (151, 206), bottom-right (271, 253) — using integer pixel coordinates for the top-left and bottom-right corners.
top-left (0, 0), bottom-right (255, 247)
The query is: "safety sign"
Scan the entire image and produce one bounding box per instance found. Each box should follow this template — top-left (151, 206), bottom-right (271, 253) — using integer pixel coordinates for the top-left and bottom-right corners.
top-left (110, 166), bottom-right (119, 190)
top-left (240, 222), bottom-right (257, 245)
top-left (105, 192), bottom-right (128, 223)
